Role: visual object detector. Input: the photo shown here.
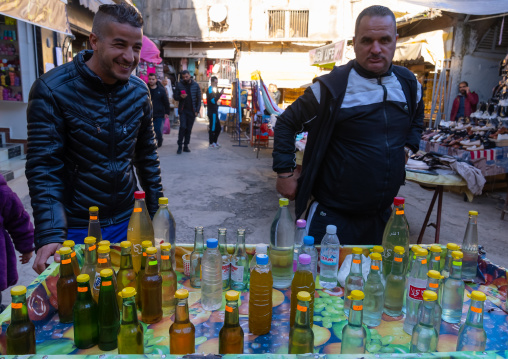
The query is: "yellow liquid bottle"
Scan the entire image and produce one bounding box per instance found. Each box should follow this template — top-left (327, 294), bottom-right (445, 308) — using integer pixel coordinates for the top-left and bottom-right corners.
top-left (63, 240), bottom-right (81, 277)
top-left (161, 243), bottom-right (178, 309)
top-left (249, 254), bottom-right (273, 335)
top-left (136, 240), bottom-right (153, 310)
top-left (169, 289), bottom-right (196, 354)
top-left (141, 247), bottom-right (163, 323)
top-left (290, 254), bottom-right (315, 328)
top-left (92, 245), bottom-right (117, 302)
top-left (117, 241), bottom-right (137, 309)
top-left (118, 287), bottom-right (144, 354)
top-left (127, 191), bottom-right (155, 272)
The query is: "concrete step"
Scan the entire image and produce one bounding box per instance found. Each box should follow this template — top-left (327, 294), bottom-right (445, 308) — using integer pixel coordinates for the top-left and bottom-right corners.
top-left (0, 143), bottom-right (25, 182)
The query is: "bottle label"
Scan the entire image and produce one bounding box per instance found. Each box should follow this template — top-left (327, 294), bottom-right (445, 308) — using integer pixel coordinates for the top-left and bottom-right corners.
top-left (297, 304), bottom-right (307, 312)
top-left (222, 263), bottom-right (231, 280)
top-left (396, 209), bottom-right (404, 215)
top-left (371, 265), bottom-right (379, 270)
top-left (143, 252), bottom-right (147, 257)
top-left (61, 259), bottom-right (71, 264)
top-left (90, 216), bottom-right (97, 220)
top-left (88, 245), bottom-right (96, 251)
top-left (320, 249), bottom-right (339, 265)
top-left (149, 260), bottom-right (158, 266)
top-left (71, 252), bottom-right (76, 258)
top-left (453, 261), bottom-right (462, 266)
top-left (12, 303), bottom-right (22, 309)
top-left (471, 307), bottom-right (482, 313)
top-left (102, 281), bottom-right (112, 287)
top-left (78, 287), bottom-right (88, 292)
top-left (225, 305), bottom-right (233, 313)
top-left (93, 273), bottom-right (101, 291)
top-left (134, 208), bottom-right (142, 213)
top-left (98, 258), bottom-right (107, 264)
top-left (421, 259), bottom-right (427, 264)
top-left (353, 259), bottom-right (361, 264)
top-left (394, 257), bottom-right (403, 262)
top-left (434, 256), bottom-right (441, 261)
top-left (161, 255), bottom-right (170, 260)
top-left (353, 305), bottom-right (363, 311)
top-left (230, 264), bottom-right (244, 282)
top-left (429, 283), bottom-right (439, 289)
top-left (408, 278), bottom-right (427, 300)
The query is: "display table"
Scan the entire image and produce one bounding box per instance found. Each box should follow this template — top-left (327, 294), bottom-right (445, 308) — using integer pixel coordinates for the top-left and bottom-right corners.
top-left (1, 245), bottom-right (508, 357)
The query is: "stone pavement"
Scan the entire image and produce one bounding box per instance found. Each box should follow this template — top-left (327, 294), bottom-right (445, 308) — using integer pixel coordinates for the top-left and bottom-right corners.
top-left (2, 117), bottom-right (508, 307)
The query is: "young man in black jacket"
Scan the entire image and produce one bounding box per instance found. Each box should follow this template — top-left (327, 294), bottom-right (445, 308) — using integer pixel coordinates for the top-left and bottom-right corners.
top-left (148, 73), bottom-right (170, 147)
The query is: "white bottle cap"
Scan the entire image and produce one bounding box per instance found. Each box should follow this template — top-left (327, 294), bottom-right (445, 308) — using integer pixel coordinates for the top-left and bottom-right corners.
top-left (256, 243), bottom-right (268, 254)
top-left (326, 225), bottom-right (337, 235)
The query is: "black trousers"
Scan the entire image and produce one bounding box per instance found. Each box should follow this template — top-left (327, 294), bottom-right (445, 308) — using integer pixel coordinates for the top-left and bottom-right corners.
top-left (208, 112), bottom-right (221, 144)
top-left (177, 109), bottom-right (196, 146)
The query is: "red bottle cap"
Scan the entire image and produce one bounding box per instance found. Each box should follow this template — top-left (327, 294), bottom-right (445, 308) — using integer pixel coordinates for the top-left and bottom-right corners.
top-left (134, 191), bottom-right (145, 199)
top-left (393, 197), bottom-right (405, 206)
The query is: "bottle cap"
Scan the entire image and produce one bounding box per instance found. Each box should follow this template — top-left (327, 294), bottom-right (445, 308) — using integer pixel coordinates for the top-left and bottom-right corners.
top-left (159, 197), bottom-right (168, 205)
top-left (469, 210), bottom-right (478, 216)
top-left (279, 198), bottom-right (289, 206)
top-left (161, 243), bottom-right (172, 251)
top-left (84, 236), bottom-right (96, 244)
top-left (303, 236), bottom-right (314, 245)
top-left (175, 288), bottom-right (189, 299)
top-left (297, 291), bottom-right (311, 301)
top-left (372, 245), bottom-right (383, 253)
top-left (296, 219), bottom-right (306, 228)
top-left (100, 268), bottom-right (113, 277)
top-left (218, 228), bottom-right (227, 234)
top-left (469, 291), bottom-right (486, 302)
top-left (326, 225), bottom-right (337, 235)
top-left (416, 248), bottom-right (428, 257)
top-left (451, 250), bottom-right (463, 259)
top-left (393, 197), bottom-right (405, 206)
top-left (347, 290), bottom-right (365, 301)
top-left (98, 245), bottom-right (110, 254)
top-left (120, 241), bottom-right (131, 248)
top-left (411, 245), bottom-right (422, 253)
top-left (430, 244), bottom-right (442, 253)
top-left (195, 226), bottom-right (204, 233)
top-left (226, 290), bottom-right (240, 301)
top-left (394, 246), bottom-right (405, 255)
top-left (370, 252), bottom-right (382, 261)
top-left (447, 243), bottom-right (460, 251)
top-left (63, 240), bottom-right (75, 248)
top-left (99, 240), bottom-right (110, 247)
top-left (423, 290), bottom-right (438, 302)
top-left (299, 253), bottom-right (311, 265)
top-left (134, 191), bottom-right (145, 199)
top-left (352, 247), bottom-right (362, 255)
top-left (77, 274), bottom-right (90, 283)
top-left (11, 285), bottom-right (26, 296)
top-left (237, 228), bottom-right (246, 235)
top-left (59, 246), bottom-right (72, 255)
top-left (89, 206), bottom-right (99, 212)
top-left (119, 287), bottom-right (136, 298)
top-left (207, 238), bottom-right (218, 249)
top-left (256, 254), bottom-right (269, 265)
top-left (255, 243), bottom-right (267, 254)
top-left (427, 270), bottom-right (443, 280)
top-left (142, 240), bottom-right (153, 248)
top-left (146, 247), bottom-right (157, 255)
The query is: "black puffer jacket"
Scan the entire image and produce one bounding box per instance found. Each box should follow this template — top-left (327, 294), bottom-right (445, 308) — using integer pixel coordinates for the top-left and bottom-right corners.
top-left (26, 50), bottom-right (163, 251)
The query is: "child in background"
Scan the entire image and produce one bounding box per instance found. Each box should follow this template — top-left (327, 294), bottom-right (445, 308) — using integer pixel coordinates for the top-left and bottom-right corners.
top-left (0, 173), bottom-right (34, 312)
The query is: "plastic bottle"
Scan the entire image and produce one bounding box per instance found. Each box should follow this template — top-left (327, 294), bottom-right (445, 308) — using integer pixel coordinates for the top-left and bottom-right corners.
top-left (73, 274), bottom-right (99, 349)
top-left (218, 228), bottom-right (231, 289)
top-left (428, 245), bottom-right (442, 272)
top-left (92, 245), bottom-right (117, 303)
top-left (341, 290), bottom-right (367, 354)
top-left (116, 241), bottom-right (137, 308)
top-left (161, 243), bottom-right (178, 309)
top-left (371, 245), bottom-right (385, 285)
top-left (381, 197), bottom-right (410, 277)
top-left (63, 239), bottom-right (81, 276)
top-left (290, 254), bottom-right (315, 328)
top-left (153, 197), bottom-right (176, 269)
top-left (127, 191), bottom-right (155, 272)
top-left (344, 247), bottom-right (365, 316)
top-left (250, 243), bottom-right (269, 271)
top-left (410, 290), bottom-right (439, 353)
top-left (219, 290), bottom-right (244, 354)
top-left (441, 242), bottom-right (460, 279)
top-left (363, 252), bottom-right (385, 327)
top-left (231, 229), bottom-right (250, 291)
top-left (136, 240), bottom-right (153, 310)
top-left (441, 250), bottom-right (465, 323)
top-left (293, 219), bottom-right (307, 272)
top-left (88, 206), bottom-right (103, 242)
top-left (461, 211), bottom-right (479, 281)
top-left (249, 254), bottom-right (273, 335)
top-left (456, 291), bottom-right (487, 351)
top-left (169, 289), bottom-right (196, 354)
top-left (118, 287), bottom-right (144, 354)
top-left (202, 238), bottom-right (223, 311)
top-left (422, 270), bottom-right (443, 335)
top-left (190, 226), bottom-right (205, 288)
top-left (319, 225), bottom-right (340, 289)
top-left (6, 286), bottom-right (36, 354)
top-left (57, 246), bottom-right (77, 323)
top-left (270, 198), bottom-right (295, 289)
top-left (141, 247), bottom-right (163, 323)
top-left (80, 236), bottom-right (97, 280)
top-left (403, 248), bottom-right (429, 335)
top-left (288, 291), bottom-right (314, 354)
top-left (384, 246), bottom-right (406, 317)
top-left (298, 236), bottom-right (318, 280)
top-left (98, 268), bottom-right (120, 351)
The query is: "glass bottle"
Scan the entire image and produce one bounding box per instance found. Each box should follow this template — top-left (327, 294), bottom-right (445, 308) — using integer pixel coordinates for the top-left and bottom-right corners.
top-left (136, 240), bottom-right (153, 310)
top-left (270, 198), bottom-right (295, 289)
top-left (293, 219), bottom-right (307, 272)
top-left (363, 252), bottom-right (385, 327)
top-left (456, 291), bottom-right (487, 351)
top-left (127, 191), bottom-right (155, 272)
top-left (118, 287), bottom-right (144, 354)
top-left (410, 290), bottom-right (439, 353)
top-left (319, 224), bottom-right (340, 289)
top-left (73, 274), bottom-right (99, 349)
top-left (341, 290), bottom-right (367, 354)
top-left (117, 241), bottom-right (137, 309)
top-left (98, 240), bottom-right (110, 247)
top-left (81, 236), bottom-right (97, 280)
top-left (249, 254), bottom-right (273, 335)
top-left (290, 254), bottom-right (315, 328)
top-left (441, 242), bottom-right (460, 279)
top-left (403, 248), bottom-right (429, 335)
top-left (441, 250), bottom-right (465, 323)
top-left (250, 243), bottom-right (269, 270)
top-left (381, 197), bottom-right (410, 277)
top-left (344, 247), bottom-right (365, 316)
top-left (98, 268), bottom-right (120, 351)
top-left (6, 285), bottom-right (36, 354)
top-left (408, 244), bottom-right (422, 274)
top-left (384, 246), bottom-right (406, 317)
top-left (201, 238), bottom-right (223, 311)
top-left (92, 245), bottom-right (117, 303)
top-left (371, 245), bottom-right (385, 285)
top-left (190, 226), bottom-right (205, 288)
top-left (219, 290), bottom-right (244, 354)
top-left (218, 228), bottom-right (231, 289)
top-left (63, 239), bottom-right (81, 276)
top-left (169, 289), bottom-right (196, 354)
top-left (461, 211), bottom-right (479, 281)
top-left (288, 291), bottom-right (314, 354)
top-left (57, 246), bottom-right (77, 323)
top-left (422, 270), bottom-right (443, 335)
top-left (428, 244), bottom-right (442, 272)
top-left (141, 246), bottom-right (163, 323)
top-left (153, 197), bottom-right (176, 269)
top-left (161, 243), bottom-right (178, 309)
top-left (297, 236), bottom-right (318, 280)
top-left (88, 206), bottom-right (103, 242)
top-left (231, 228), bottom-right (250, 291)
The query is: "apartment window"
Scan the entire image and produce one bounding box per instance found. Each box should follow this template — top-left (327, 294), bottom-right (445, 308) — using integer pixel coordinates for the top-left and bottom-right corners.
top-left (268, 10), bottom-right (309, 38)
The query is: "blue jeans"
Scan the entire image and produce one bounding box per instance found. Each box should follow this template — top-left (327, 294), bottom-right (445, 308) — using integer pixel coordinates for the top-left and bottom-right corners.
top-left (67, 220), bottom-right (129, 244)
top-left (153, 117), bottom-right (164, 147)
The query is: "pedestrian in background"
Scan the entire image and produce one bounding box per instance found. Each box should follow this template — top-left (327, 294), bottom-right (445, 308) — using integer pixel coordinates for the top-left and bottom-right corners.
top-left (173, 70), bottom-right (201, 154)
top-left (148, 73), bottom-right (170, 147)
top-left (207, 76), bottom-right (224, 148)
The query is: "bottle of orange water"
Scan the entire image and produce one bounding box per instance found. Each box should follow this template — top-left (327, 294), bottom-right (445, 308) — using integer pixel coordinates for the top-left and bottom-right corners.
top-left (169, 289), bottom-right (195, 354)
top-left (249, 254), bottom-right (273, 335)
top-left (63, 240), bottom-right (81, 276)
top-left (127, 191), bottom-right (154, 272)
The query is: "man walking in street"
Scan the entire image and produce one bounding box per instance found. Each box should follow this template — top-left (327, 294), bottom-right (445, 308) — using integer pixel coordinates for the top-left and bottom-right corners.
top-left (26, 3), bottom-right (163, 274)
top-left (173, 70), bottom-right (201, 154)
top-left (207, 76), bottom-right (224, 148)
top-left (148, 73), bottom-right (170, 147)
top-left (273, 5), bottom-right (424, 245)
top-left (450, 81), bottom-right (479, 121)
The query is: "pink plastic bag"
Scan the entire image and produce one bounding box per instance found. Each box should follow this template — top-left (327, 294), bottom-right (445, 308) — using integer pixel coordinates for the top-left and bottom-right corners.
top-left (163, 117), bottom-right (171, 134)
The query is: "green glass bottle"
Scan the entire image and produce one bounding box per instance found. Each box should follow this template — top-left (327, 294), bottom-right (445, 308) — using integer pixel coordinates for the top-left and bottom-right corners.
top-left (73, 274), bottom-right (99, 349)
top-left (344, 247), bottom-right (364, 316)
top-left (231, 229), bottom-right (250, 291)
top-left (218, 228), bottom-right (231, 290)
top-left (57, 246), bottom-right (77, 323)
top-left (428, 245), bottom-right (442, 272)
top-left (363, 252), bottom-right (385, 327)
top-left (6, 286), bottom-right (36, 354)
top-left (136, 240), bottom-right (153, 310)
top-left (63, 239), bottom-right (81, 276)
top-left (169, 289), bottom-right (196, 354)
top-left (456, 291), bottom-right (487, 351)
top-left (288, 291), bottom-right (314, 354)
top-left (410, 290), bottom-right (439, 353)
top-left (92, 244), bottom-right (117, 303)
top-left (384, 246), bottom-right (406, 317)
top-left (341, 290), bottom-right (367, 354)
top-left (98, 268), bottom-right (120, 351)
top-left (118, 287), bottom-right (144, 354)
top-left (161, 243), bottom-right (178, 309)
top-left (441, 250), bottom-right (465, 324)
top-left (141, 246), bottom-right (163, 324)
top-left (219, 290), bottom-right (244, 354)
top-left (80, 236), bottom-right (97, 281)
top-left (190, 226), bottom-right (205, 288)
top-left (117, 241), bottom-right (137, 309)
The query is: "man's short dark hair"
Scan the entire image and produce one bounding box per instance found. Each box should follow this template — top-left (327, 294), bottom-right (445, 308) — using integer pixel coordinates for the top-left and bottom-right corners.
top-left (459, 81), bottom-right (469, 87)
top-left (92, 3), bottom-right (143, 39)
top-left (210, 76), bottom-right (218, 82)
top-left (148, 73), bottom-right (157, 78)
top-left (355, 5), bottom-right (396, 37)
top-left (181, 70), bottom-right (190, 76)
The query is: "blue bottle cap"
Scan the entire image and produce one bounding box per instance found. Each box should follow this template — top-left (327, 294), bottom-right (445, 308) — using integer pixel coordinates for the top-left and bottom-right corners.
top-left (256, 254), bottom-right (269, 265)
top-left (304, 236), bottom-right (314, 245)
top-left (207, 238), bottom-right (218, 248)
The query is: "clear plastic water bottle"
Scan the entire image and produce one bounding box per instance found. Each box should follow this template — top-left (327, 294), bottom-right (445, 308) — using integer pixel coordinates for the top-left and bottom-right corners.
top-left (153, 197), bottom-right (176, 270)
top-left (456, 291), bottom-right (487, 351)
top-left (441, 250), bottom-right (465, 323)
top-left (297, 236), bottom-right (318, 280)
top-left (461, 211), bottom-right (479, 281)
top-left (250, 244), bottom-right (269, 271)
top-left (293, 219), bottom-right (307, 272)
top-left (201, 238), bottom-right (223, 311)
top-left (403, 248), bottom-right (428, 335)
top-left (319, 225), bottom-right (340, 289)
top-left (218, 228), bottom-right (230, 290)
top-left (363, 253), bottom-right (385, 327)
top-left (231, 229), bottom-right (250, 291)
top-left (88, 206), bottom-right (102, 242)
top-left (269, 198), bottom-right (295, 289)
top-left (410, 290), bottom-right (439, 353)
top-left (381, 197), bottom-right (410, 278)
top-left (344, 247), bottom-right (365, 316)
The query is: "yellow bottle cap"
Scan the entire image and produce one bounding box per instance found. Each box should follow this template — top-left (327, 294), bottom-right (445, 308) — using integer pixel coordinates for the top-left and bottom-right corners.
top-left (161, 243), bottom-right (172, 251)
top-left (98, 245), bottom-right (110, 254)
top-left (430, 245), bottom-right (442, 253)
top-left (100, 268), bottom-right (113, 277)
top-left (120, 241), bottom-right (132, 248)
top-left (99, 240), bottom-right (110, 247)
top-left (142, 240), bottom-right (153, 248)
top-left (451, 250), bottom-right (463, 259)
top-left (77, 274), bottom-right (90, 283)
top-left (297, 291), bottom-right (311, 301)
top-left (146, 247), bottom-right (157, 255)
top-left (427, 270), bottom-right (443, 280)
top-left (226, 290), bottom-right (240, 301)
top-left (279, 198), bottom-right (289, 206)
top-left (119, 287), bottom-right (137, 298)
top-left (59, 246), bottom-right (72, 255)
top-left (370, 252), bottom-right (382, 261)
top-left (423, 290), bottom-right (438, 302)
top-left (411, 245), bottom-right (422, 253)
top-left (469, 210), bottom-right (478, 216)
top-left (63, 240), bottom-right (75, 248)
top-left (347, 290), bottom-right (365, 301)
top-left (372, 245), bottom-right (384, 253)
top-left (394, 246), bottom-right (405, 255)
top-left (175, 288), bottom-right (189, 299)
top-left (416, 248), bottom-right (428, 256)
top-left (89, 206), bottom-right (99, 212)
top-left (447, 243), bottom-right (460, 251)
top-left (159, 197), bottom-right (168, 205)
top-left (84, 236), bottom-right (96, 244)
top-left (469, 291), bottom-right (486, 301)
top-left (11, 285), bottom-right (27, 296)
top-left (352, 247), bottom-right (362, 255)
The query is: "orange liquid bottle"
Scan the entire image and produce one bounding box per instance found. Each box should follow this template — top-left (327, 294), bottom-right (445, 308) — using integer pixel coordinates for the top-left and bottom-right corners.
top-left (290, 254), bottom-right (315, 327)
top-left (169, 289), bottom-right (195, 354)
top-left (249, 254), bottom-right (273, 335)
top-left (57, 247), bottom-right (77, 323)
top-left (141, 247), bottom-right (163, 323)
top-left (63, 240), bottom-right (81, 277)
top-left (219, 290), bottom-right (244, 354)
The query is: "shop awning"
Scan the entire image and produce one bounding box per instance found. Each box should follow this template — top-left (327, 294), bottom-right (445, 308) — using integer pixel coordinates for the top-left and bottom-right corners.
top-left (163, 47), bottom-right (235, 59)
top-left (393, 27), bottom-right (453, 65)
top-left (400, 0), bottom-right (508, 15)
top-left (308, 40), bottom-right (346, 69)
top-left (0, 0), bottom-right (72, 36)
top-left (79, 0), bottom-right (115, 13)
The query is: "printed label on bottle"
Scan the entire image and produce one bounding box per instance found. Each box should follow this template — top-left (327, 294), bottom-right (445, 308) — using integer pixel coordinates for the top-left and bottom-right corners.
top-left (222, 263), bottom-right (231, 280)
top-left (434, 256), bottom-right (441, 261)
top-left (102, 281), bottom-right (112, 287)
top-left (225, 306), bottom-right (233, 313)
top-left (161, 255), bottom-right (169, 260)
top-left (143, 252), bottom-right (147, 257)
top-left (394, 257), bottom-right (403, 262)
top-left (134, 208), bottom-right (142, 212)
top-left (61, 259), bottom-right (71, 264)
top-left (230, 264), bottom-right (244, 282)
top-left (353, 259), bottom-right (361, 264)
top-left (408, 278), bottom-right (427, 300)
top-left (453, 261), bottom-right (462, 266)
top-left (471, 306), bottom-right (482, 313)
top-left (149, 260), bottom-right (158, 266)
top-left (297, 305), bottom-right (307, 312)
top-left (133, 243), bottom-right (142, 255)
top-left (90, 216), bottom-right (97, 220)
top-left (320, 249), bottom-right (339, 265)
top-left (429, 283), bottom-right (439, 289)
top-left (71, 252), bottom-right (76, 258)
top-left (371, 265), bottom-right (379, 270)
top-left (93, 273), bottom-right (101, 291)
top-left (353, 305), bottom-right (363, 311)
top-left (97, 258), bottom-right (107, 264)
top-left (12, 303), bottom-right (22, 309)
top-left (78, 287), bottom-right (88, 292)
top-left (421, 259), bottom-right (427, 264)
top-left (88, 245), bottom-right (96, 251)
top-left (396, 209), bottom-right (404, 215)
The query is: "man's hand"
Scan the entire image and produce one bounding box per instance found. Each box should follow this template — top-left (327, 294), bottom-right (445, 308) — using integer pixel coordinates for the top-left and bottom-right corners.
top-left (20, 251), bottom-right (33, 264)
top-left (181, 93), bottom-right (188, 99)
top-left (195, 112), bottom-right (199, 117)
top-left (33, 243), bottom-right (62, 274)
top-left (276, 169), bottom-right (300, 201)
